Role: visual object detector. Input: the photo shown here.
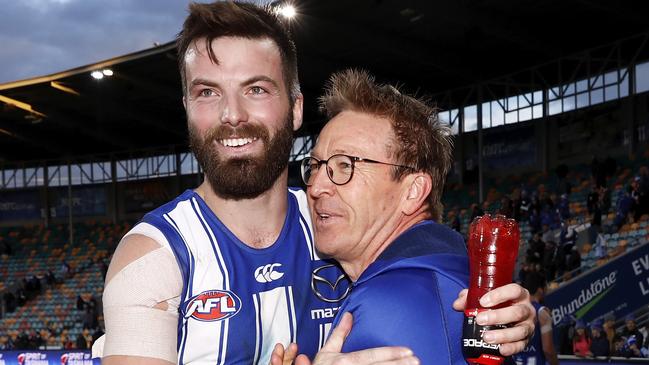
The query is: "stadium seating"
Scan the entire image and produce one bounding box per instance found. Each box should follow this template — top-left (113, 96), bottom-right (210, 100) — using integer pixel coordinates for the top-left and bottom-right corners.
top-left (0, 221), bottom-right (128, 349)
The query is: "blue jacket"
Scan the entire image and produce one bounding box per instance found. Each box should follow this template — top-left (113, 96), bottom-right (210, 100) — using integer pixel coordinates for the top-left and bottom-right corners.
top-left (332, 220), bottom-right (470, 364)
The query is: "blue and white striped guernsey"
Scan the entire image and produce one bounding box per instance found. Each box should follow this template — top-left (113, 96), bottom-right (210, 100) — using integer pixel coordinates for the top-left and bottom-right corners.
top-left (137, 188), bottom-right (349, 365)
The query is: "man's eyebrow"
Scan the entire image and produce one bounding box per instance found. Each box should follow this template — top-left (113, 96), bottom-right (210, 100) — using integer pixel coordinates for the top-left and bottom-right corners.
top-left (189, 78), bottom-right (219, 88)
top-left (241, 75), bottom-right (280, 89)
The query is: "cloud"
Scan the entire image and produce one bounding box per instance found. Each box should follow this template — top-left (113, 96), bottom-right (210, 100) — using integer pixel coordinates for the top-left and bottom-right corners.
top-left (0, 0), bottom-right (191, 83)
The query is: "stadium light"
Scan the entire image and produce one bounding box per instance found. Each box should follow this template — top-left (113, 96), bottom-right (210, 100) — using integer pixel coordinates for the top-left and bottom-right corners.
top-left (277, 4), bottom-right (296, 19)
top-left (102, 69), bottom-right (114, 76)
top-left (91, 71), bottom-right (104, 80)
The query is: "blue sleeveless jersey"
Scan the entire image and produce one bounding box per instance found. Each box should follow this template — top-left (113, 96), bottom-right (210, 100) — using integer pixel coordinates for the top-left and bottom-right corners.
top-left (139, 188), bottom-right (349, 365)
top-left (513, 301), bottom-right (546, 365)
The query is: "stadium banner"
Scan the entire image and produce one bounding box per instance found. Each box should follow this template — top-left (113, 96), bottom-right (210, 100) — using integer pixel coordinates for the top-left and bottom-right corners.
top-left (0, 350), bottom-right (98, 365)
top-left (482, 126), bottom-right (536, 170)
top-left (50, 185), bottom-right (107, 218)
top-left (545, 243), bottom-right (649, 326)
top-left (0, 190), bottom-right (41, 221)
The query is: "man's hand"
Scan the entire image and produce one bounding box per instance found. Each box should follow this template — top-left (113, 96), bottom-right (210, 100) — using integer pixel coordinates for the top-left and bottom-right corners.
top-left (270, 342), bottom-right (299, 365)
top-left (271, 312), bottom-right (419, 365)
top-left (453, 283), bottom-right (535, 356)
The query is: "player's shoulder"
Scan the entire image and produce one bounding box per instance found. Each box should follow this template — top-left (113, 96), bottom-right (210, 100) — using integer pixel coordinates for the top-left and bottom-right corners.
top-left (144, 189), bottom-right (196, 218)
top-left (353, 267), bottom-right (442, 306)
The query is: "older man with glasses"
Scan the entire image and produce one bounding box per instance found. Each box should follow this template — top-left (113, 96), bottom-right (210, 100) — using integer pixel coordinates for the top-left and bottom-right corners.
top-left (275, 69), bottom-right (531, 365)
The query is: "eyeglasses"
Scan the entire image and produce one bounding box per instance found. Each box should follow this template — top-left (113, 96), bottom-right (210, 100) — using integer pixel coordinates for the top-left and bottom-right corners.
top-left (300, 153), bottom-right (416, 186)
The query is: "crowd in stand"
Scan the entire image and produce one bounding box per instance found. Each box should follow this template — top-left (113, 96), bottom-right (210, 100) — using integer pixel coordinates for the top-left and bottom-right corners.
top-left (448, 156), bottom-right (649, 286)
top-left (0, 258), bottom-right (107, 350)
top-left (445, 156), bottom-right (649, 359)
top-left (557, 314), bottom-right (649, 358)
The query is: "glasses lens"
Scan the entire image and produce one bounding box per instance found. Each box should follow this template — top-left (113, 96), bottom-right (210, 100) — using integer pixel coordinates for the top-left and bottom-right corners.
top-left (300, 158), bottom-right (315, 185)
top-left (329, 155), bottom-right (354, 185)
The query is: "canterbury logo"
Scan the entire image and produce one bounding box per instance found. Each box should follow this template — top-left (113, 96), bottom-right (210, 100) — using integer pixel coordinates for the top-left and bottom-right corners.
top-left (254, 263), bottom-right (285, 283)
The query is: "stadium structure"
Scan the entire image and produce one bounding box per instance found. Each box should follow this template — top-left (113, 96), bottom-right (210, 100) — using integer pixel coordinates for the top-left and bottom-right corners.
top-left (1, 1), bottom-right (649, 364)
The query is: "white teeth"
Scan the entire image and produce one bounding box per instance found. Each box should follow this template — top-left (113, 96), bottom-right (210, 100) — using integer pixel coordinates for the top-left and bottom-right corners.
top-left (218, 137), bottom-right (257, 147)
top-left (319, 213), bottom-right (330, 219)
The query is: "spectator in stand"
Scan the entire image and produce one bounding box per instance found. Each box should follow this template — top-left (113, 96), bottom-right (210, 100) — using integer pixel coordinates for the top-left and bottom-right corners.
top-left (60, 259), bottom-right (72, 279)
top-left (566, 245), bottom-right (581, 277)
top-left (482, 200), bottom-right (491, 215)
top-left (558, 315), bottom-right (576, 355)
top-left (559, 221), bottom-right (577, 251)
top-left (587, 182), bottom-right (600, 215)
top-left (599, 185), bottom-right (611, 214)
top-left (543, 240), bottom-right (559, 282)
top-left (637, 166), bottom-right (649, 217)
top-left (76, 294), bottom-right (87, 310)
top-left (613, 335), bottom-right (644, 358)
top-left (470, 203), bottom-right (484, 222)
top-left (573, 320), bottom-right (592, 357)
top-left (75, 328), bottom-right (92, 349)
top-left (83, 306), bottom-right (99, 330)
top-left (558, 194), bottom-right (571, 221)
top-left (604, 314), bottom-right (617, 353)
top-left (622, 315), bottom-right (644, 350)
top-left (60, 333), bottom-right (73, 349)
top-left (526, 233), bottom-right (545, 264)
top-left (45, 270), bottom-right (56, 286)
top-left (590, 321), bottom-right (609, 357)
top-left (529, 208), bottom-right (542, 234)
top-left (499, 195), bottom-right (513, 218)
top-left (613, 186), bottom-right (635, 232)
top-left (541, 205), bottom-right (560, 231)
top-left (519, 189), bottom-right (531, 220)
top-left (522, 263), bottom-right (545, 296)
top-left (612, 335), bottom-right (628, 357)
top-left (3, 290), bottom-right (16, 313)
top-left (517, 262), bottom-right (530, 285)
top-left (632, 177), bottom-right (642, 221)
top-left (0, 334), bottom-right (12, 350)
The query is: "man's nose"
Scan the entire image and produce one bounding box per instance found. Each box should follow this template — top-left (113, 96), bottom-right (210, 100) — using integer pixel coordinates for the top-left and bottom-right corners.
top-left (220, 94), bottom-right (248, 126)
top-left (307, 165), bottom-right (335, 198)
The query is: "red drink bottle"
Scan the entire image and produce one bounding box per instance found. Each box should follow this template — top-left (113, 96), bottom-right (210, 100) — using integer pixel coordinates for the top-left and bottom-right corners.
top-left (462, 214), bottom-right (520, 365)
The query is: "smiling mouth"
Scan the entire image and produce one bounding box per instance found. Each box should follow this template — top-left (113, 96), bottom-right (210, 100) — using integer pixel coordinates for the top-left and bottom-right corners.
top-left (217, 137), bottom-right (258, 147)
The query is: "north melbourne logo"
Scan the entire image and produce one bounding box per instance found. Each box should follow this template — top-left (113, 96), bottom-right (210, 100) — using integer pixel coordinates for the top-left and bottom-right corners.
top-left (255, 263), bottom-right (285, 283)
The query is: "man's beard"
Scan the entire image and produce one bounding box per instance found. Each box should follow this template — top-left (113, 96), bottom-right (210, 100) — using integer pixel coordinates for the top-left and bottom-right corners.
top-left (188, 113), bottom-right (294, 200)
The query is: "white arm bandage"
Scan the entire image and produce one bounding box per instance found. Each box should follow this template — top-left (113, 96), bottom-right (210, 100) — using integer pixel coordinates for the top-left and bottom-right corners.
top-left (102, 239), bottom-right (182, 363)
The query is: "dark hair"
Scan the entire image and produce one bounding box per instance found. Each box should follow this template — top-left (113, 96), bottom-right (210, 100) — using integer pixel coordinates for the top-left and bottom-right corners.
top-left (176, 1), bottom-right (300, 103)
top-left (319, 69), bottom-right (453, 221)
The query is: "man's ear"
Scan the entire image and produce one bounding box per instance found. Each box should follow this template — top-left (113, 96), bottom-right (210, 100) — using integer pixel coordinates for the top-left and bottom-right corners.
top-left (182, 95), bottom-right (187, 110)
top-left (402, 173), bottom-right (432, 216)
top-left (292, 93), bottom-right (304, 131)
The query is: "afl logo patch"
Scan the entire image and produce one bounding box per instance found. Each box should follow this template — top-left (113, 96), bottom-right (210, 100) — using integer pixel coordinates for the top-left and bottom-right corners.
top-left (184, 290), bottom-right (242, 322)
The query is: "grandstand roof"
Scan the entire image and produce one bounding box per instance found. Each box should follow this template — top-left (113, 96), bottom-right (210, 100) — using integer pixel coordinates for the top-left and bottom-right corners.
top-left (1, 0), bottom-right (648, 164)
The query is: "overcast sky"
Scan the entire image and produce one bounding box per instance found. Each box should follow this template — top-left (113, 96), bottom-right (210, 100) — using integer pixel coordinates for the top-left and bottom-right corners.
top-left (0, 0), bottom-right (211, 84)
